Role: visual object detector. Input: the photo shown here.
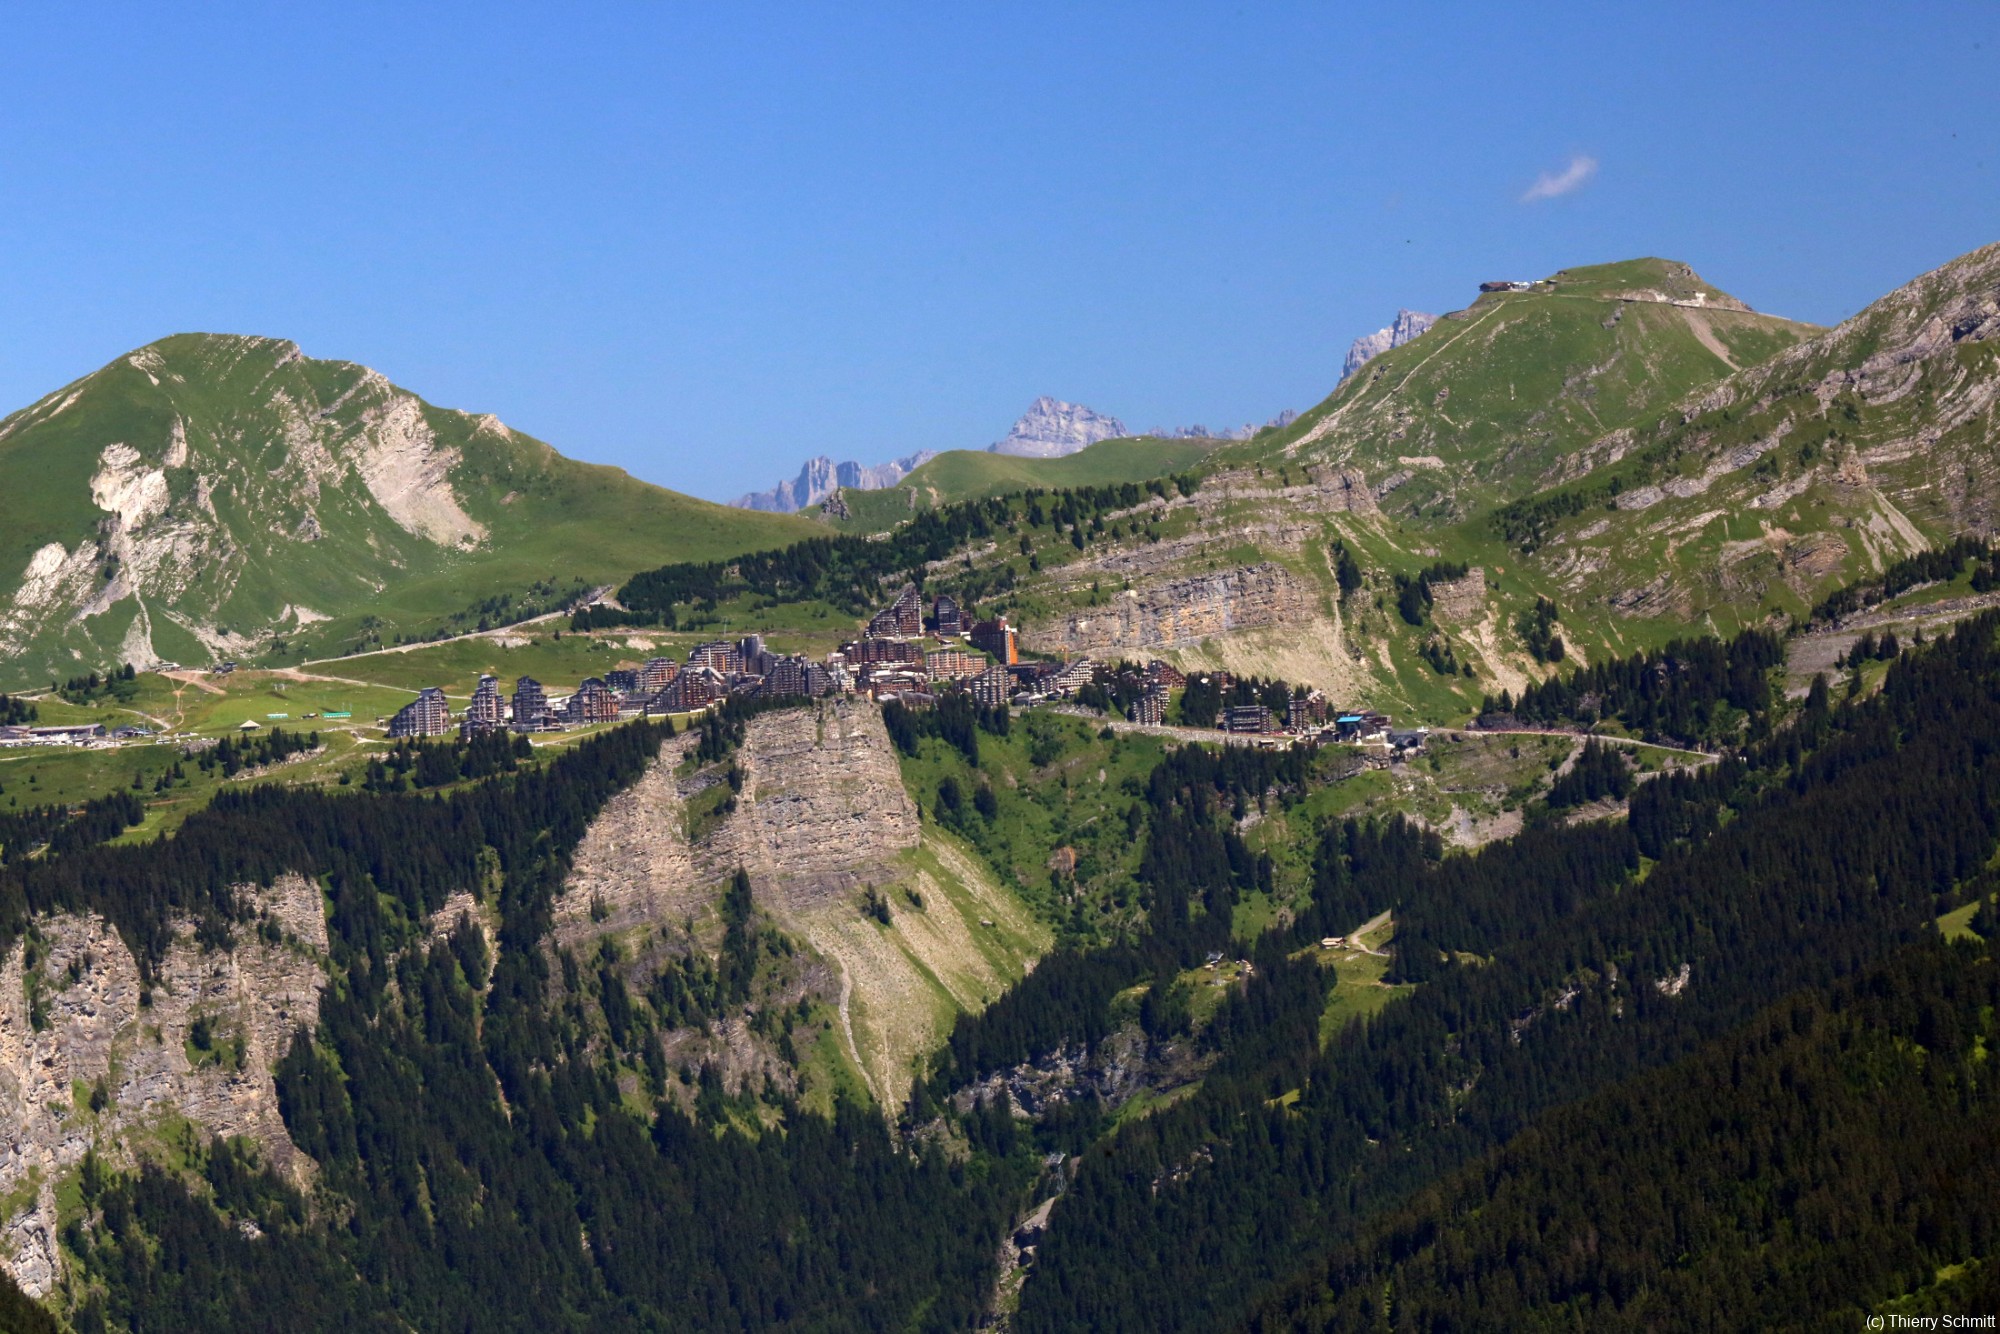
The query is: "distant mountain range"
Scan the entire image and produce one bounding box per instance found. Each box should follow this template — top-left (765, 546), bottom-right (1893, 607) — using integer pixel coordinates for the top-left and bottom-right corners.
top-left (734, 397), bottom-right (1300, 513)
top-left (732, 450), bottom-right (938, 513)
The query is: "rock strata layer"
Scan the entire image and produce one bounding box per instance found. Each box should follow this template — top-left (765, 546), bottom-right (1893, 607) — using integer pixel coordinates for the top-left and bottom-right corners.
top-left (1035, 562), bottom-right (1312, 656)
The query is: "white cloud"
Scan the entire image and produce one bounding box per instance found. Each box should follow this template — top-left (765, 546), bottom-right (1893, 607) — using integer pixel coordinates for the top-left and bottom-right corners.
top-left (1521, 154), bottom-right (1599, 203)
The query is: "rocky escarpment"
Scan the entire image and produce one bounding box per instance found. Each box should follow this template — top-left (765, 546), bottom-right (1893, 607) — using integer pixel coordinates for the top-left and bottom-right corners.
top-left (1039, 463), bottom-right (1379, 594)
top-left (0, 875), bottom-right (328, 1297)
top-left (1034, 562), bottom-right (1313, 656)
top-left (556, 734), bottom-right (706, 950)
top-left (702, 698), bottom-right (922, 905)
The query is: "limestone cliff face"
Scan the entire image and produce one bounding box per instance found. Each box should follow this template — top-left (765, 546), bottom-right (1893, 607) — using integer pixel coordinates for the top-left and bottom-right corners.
top-left (554, 698), bottom-right (921, 947)
top-left (1034, 562), bottom-right (1312, 656)
top-left (699, 699), bottom-right (921, 906)
top-left (553, 699), bottom-right (1044, 1107)
top-left (557, 735), bottom-right (707, 950)
top-left (0, 875), bottom-right (328, 1297)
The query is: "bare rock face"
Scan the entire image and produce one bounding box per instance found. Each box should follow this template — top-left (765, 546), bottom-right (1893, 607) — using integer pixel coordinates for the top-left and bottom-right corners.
top-left (556, 733), bottom-right (705, 951)
top-left (551, 702), bottom-right (1041, 1109)
top-left (1035, 562), bottom-right (1312, 656)
top-left (0, 875), bottom-right (328, 1297)
top-left (557, 700), bottom-right (921, 938)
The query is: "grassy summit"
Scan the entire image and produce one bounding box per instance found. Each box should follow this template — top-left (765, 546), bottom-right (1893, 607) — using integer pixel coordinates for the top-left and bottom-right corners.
top-left (0, 334), bottom-right (813, 686)
top-left (1237, 258), bottom-right (1818, 521)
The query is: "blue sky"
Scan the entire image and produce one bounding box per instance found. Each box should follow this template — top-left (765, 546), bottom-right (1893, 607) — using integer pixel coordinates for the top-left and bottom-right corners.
top-left (1, 4), bottom-right (1994, 502)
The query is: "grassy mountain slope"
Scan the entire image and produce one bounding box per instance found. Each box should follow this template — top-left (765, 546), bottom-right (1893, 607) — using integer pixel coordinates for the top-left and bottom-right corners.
top-left (829, 436), bottom-right (1219, 531)
top-left (1493, 240), bottom-right (2000, 632)
top-left (1246, 258), bottom-right (1817, 522)
top-left (948, 249), bottom-right (1996, 719)
top-left (883, 261), bottom-right (1821, 719)
top-left (0, 334), bottom-right (812, 687)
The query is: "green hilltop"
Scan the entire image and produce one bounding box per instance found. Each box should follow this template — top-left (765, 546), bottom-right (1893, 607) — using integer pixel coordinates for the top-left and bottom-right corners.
top-left (1236, 257), bottom-right (1819, 522)
top-left (0, 333), bottom-right (813, 687)
top-left (826, 435), bottom-right (1221, 531)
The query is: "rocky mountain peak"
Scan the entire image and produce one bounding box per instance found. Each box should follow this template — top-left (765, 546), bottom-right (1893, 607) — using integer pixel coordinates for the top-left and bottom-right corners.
top-left (1341, 309), bottom-right (1438, 381)
top-left (989, 397), bottom-right (1127, 458)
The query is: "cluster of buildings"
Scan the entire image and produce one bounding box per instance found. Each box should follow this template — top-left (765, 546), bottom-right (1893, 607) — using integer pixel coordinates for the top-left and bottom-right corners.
top-left (380, 591), bottom-right (1020, 739)
top-left (0, 722), bottom-right (111, 749)
top-left (816, 586), bottom-right (1023, 709)
top-left (380, 582), bottom-right (1417, 753)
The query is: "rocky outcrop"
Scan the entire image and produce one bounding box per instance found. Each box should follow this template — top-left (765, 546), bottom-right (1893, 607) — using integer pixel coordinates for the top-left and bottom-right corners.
top-left (555, 735), bottom-right (706, 950)
top-left (732, 450), bottom-right (939, 513)
top-left (0, 875), bottom-right (328, 1297)
top-left (989, 398), bottom-right (1127, 459)
top-left (1427, 568), bottom-right (1488, 624)
top-left (556, 700), bottom-right (921, 934)
top-left (950, 1027), bottom-right (1175, 1118)
top-left (1341, 309), bottom-right (1438, 381)
top-left (1035, 562), bottom-right (1312, 656)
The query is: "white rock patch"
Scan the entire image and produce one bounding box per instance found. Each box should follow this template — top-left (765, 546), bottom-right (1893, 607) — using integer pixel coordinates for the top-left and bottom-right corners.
top-left (90, 443), bottom-right (172, 529)
top-left (350, 394), bottom-right (487, 547)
